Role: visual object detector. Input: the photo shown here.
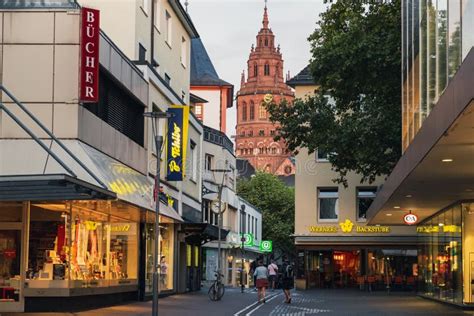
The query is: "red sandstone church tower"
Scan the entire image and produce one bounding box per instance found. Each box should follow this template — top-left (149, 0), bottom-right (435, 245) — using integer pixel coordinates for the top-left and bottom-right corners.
top-left (235, 3), bottom-right (295, 175)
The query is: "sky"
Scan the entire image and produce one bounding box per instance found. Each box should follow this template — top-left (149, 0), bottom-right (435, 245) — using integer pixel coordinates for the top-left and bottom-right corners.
top-left (183, 0), bottom-right (328, 138)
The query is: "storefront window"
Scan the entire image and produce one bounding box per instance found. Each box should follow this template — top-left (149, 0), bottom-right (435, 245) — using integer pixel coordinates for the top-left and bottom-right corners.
top-left (27, 201), bottom-right (139, 289)
top-left (144, 212), bottom-right (174, 293)
top-left (0, 202), bottom-right (23, 303)
top-left (418, 204), bottom-right (462, 304)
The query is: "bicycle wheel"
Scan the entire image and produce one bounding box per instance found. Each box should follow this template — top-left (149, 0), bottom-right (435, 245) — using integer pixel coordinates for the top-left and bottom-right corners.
top-left (217, 283), bottom-right (225, 300)
top-left (208, 284), bottom-right (218, 301)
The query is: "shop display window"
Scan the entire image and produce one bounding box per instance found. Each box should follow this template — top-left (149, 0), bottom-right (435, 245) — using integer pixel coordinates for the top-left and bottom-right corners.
top-left (27, 201), bottom-right (139, 289)
top-left (0, 202), bottom-right (23, 303)
top-left (418, 204), bottom-right (462, 304)
top-left (144, 212), bottom-right (174, 294)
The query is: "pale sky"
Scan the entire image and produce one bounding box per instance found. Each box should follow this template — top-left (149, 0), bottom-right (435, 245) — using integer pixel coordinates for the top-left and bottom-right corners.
top-left (184, 0), bottom-right (328, 138)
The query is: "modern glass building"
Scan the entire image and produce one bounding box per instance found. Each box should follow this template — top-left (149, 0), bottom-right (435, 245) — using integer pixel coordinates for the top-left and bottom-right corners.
top-left (402, 0), bottom-right (474, 150)
top-left (368, 0), bottom-right (474, 307)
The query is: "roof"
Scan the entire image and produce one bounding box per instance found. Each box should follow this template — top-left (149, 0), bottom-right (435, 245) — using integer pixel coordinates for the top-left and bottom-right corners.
top-left (236, 159), bottom-right (256, 180)
top-left (287, 65), bottom-right (315, 87)
top-left (168, 0), bottom-right (199, 38)
top-left (0, 0), bottom-right (78, 8)
top-left (190, 93), bottom-right (208, 104)
top-left (191, 38), bottom-right (233, 87)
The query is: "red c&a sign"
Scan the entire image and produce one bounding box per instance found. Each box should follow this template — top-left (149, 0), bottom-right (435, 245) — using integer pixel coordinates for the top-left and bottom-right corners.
top-left (80, 7), bottom-right (100, 103)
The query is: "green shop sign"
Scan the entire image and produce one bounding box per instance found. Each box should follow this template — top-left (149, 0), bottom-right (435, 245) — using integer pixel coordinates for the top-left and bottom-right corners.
top-left (259, 240), bottom-right (273, 252)
top-left (241, 233), bottom-right (254, 246)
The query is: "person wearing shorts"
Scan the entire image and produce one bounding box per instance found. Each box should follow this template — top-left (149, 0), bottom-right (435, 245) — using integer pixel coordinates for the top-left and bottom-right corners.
top-left (253, 260), bottom-right (269, 303)
top-left (268, 260), bottom-right (278, 291)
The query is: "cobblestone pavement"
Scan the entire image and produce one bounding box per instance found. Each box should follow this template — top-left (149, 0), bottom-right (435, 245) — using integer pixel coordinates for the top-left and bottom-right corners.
top-left (8, 288), bottom-right (474, 316)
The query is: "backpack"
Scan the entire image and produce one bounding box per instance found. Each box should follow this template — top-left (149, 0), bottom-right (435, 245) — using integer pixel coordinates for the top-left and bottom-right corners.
top-left (284, 264), bottom-right (294, 279)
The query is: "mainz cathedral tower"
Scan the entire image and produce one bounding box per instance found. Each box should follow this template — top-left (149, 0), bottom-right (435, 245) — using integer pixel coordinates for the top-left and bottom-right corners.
top-left (235, 2), bottom-right (295, 175)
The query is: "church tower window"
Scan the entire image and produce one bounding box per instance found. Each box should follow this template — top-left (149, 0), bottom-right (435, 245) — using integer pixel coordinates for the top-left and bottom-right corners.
top-left (264, 63), bottom-right (270, 76)
top-left (249, 101), bottom-right (255, 120)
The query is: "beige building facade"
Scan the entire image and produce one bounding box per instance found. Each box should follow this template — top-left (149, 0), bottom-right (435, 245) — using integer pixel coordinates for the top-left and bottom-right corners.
top-left (288, 66), bottom-right (417, 291)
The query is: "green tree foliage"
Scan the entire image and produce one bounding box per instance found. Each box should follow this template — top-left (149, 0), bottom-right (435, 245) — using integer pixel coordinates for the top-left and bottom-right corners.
top-left (237, 172), bottom-right (294, 256)
top-left (267, 0), bottom-right (401, 185)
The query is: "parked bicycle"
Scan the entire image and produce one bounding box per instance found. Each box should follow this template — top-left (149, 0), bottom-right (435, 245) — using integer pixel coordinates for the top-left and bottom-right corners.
top-left (208, 271), bottom-right (225, 301)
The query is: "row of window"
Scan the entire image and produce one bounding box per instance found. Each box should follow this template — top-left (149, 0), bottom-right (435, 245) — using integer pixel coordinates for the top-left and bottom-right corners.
top-left (317, 188), bottom-right (377, 222)
top-left (239, 129), bottom-right (276, 137)
top-left (252, 63), bottom-right (280, 77)
top-left (246, 213), bottom-right (258, 238)
top-left (240, 102), bottom-right (267, 121)
top-left (239, 147), bottom-right (279, 156)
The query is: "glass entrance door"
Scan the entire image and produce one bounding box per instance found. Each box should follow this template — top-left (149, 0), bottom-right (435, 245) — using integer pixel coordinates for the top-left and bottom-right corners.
top-left (0, 225), bottom-right (24, 312)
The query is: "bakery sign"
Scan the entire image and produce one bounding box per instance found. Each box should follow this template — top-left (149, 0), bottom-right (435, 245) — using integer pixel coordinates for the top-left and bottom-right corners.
top-left (80, 7), bottom-right (100, 103)
top-left (308, 219), bottom-right (390, 234)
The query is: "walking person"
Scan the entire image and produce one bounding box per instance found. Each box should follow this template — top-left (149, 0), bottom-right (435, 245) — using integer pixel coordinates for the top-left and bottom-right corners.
top-left (281, 256), bottom-right (294, 304)
top-left (268, 260), bottom-right (279, 291)
top-left (253, 260), bottom-right (269, 303)
top-left (249, 259), bottom-right (257, 291)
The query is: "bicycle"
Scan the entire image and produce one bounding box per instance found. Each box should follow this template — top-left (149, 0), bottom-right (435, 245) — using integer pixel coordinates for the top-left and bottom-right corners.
top-left (208, 271), bottom-right (225, 301)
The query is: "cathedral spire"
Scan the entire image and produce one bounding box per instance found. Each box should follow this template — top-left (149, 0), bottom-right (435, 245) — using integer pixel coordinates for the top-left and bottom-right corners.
top-left (263, 0), bottom-right (269, 29)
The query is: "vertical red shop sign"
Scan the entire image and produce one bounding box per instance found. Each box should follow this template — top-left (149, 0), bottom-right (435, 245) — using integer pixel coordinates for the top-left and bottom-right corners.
top-left (80, 7), bottom-right (100, 103)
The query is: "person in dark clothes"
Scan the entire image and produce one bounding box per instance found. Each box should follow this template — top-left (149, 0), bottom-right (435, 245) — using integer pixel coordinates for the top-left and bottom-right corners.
top-left (281, 256), bottom-right (294, 304)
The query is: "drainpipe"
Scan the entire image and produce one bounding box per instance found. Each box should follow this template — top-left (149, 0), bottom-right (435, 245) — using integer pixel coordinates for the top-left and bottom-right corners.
top-left (150, 0), bottom-right (155, 67)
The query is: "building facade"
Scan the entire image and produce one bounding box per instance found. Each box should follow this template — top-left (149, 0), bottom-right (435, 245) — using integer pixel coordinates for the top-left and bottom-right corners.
top-left (367, 0), bottom-right (474, 307)
top-left (190, 37), bottom-right (234, 134)
top-left (235, 4), bottom-right (295, 176)
top-left (289, 66), bottom-right (418, 291)
top-left (0, 0), bottom-right (201, 311)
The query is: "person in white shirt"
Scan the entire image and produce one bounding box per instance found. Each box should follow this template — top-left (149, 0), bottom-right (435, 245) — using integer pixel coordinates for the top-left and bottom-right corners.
top-left (268, 260), bottom-right (279, 291)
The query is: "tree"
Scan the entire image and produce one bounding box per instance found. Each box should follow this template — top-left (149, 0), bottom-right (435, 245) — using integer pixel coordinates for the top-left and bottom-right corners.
top-left (267, 0), bottom-right (401, 185)
top-left (237, 172), bottom-right (294, 256)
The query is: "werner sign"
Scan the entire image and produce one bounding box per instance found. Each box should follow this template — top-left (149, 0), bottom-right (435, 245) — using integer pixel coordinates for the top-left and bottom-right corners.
top-left (80, 7), bottom-right (100, 102)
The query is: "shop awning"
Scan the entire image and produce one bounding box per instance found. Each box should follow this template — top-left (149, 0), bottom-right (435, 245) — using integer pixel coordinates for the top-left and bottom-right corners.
top-left (367, 50), bottom-right (474, 225)
top-left (180, 223), bottom-right (229, 244)
top-left (0, 174), bottom-right (116, 201)
top-left (160, 202), bottom-right (183, 222)
top-left (0, 139), bottom-right (183, 222)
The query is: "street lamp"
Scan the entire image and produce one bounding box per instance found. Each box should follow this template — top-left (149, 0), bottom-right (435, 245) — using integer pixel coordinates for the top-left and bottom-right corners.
top-left (211, 161), bottom-right (230, 281)
top-left (240, 203), bottom-right (246, 293)
top-left (144, 110), bottom-right (173, 316)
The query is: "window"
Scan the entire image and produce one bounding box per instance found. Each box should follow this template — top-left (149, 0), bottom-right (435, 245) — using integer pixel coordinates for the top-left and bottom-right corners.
top-left (153, 0), bottom-right (160, 28)
top-left (205, 154), bottom-right (214, 171)
top-left (258, 147), bottom-right (264, 154)
top-left (264, 38), bottom-right (268, 46)
top-left (242, 102), bottom-right (247, 121)
top-left (181, 37), bottom-right (187, 67)
top-left (84, 70), bottom-right (144, 145)
top-left (165, 73), bottom-right (171, 85)
top-left (316, 148), bottom-right (329, 161)
top-left (258, 130), bottom-right (264, 136)
top-left (259, 103), bottom-right (266, 119)
top-left (194, 104), bottom-right (202, 115)
top-left (248, 130), bottom-right (253, 137)
top-left (271, 147), bottom-right (277, 154)
top-left (141, 0), bottom-right (149, 15)
top-left (255, 218), bottom-right (258, 238)
top-left (189, 141), bottom-right (197, 182)
top-left (357, 188), bottom-right (376, 221)
top-left (318, 188), bottom-right (338, 221)
top-left (165, 10), bottom-right (172, 45)
top-left (139, 43), bottom-right (146, 62)
top-left (253, 64), bottom-right (258, 77)
top-left (249, 102), bottom-right (255, 120)
top-left (270, 130), bottom-right (275, 136)
top-left (264, 63), bottom-right (270, 76)
top-left (240, 130), bottom-right (245, 137)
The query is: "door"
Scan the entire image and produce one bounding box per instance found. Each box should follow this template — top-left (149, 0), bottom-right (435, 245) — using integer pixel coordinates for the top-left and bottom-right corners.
top-left (0, 223), bottom-right (24, 312)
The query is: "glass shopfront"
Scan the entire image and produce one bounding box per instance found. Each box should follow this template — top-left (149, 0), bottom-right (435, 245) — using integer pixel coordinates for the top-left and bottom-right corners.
top-left (26, 201), bottom-right (139, 289)
top-left (417, 203), bottom-right (465, 304)
top-left (144, 212), bottom-right (175, 294)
